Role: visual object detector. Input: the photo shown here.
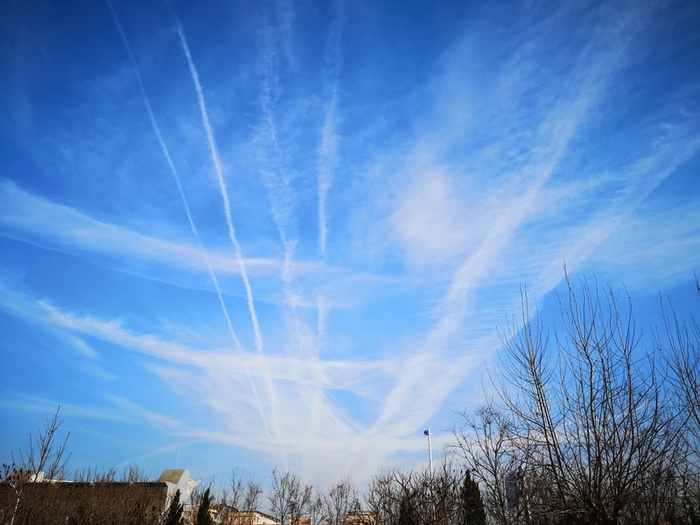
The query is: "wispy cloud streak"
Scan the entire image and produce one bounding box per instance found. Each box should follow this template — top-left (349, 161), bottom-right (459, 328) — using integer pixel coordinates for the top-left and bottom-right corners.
top-left (254, 1), bottom-right (333, 474)
top-left (0, 284), bottom-right (400, 461)
top-left (257, 16), bottom-right (300, 302)
top-left (176, 25), bottom-right (264, 355)
top-left (0, 179), bottom-right (288, 281)
top-left (372, 1), bottom-right (663, 436)
top-left (107, 1), bottom-right (240, 351)
top-left (317, 0), bottom-right (345, 256)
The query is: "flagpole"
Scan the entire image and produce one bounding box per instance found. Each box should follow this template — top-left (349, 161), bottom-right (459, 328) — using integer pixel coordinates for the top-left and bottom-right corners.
top-left (424, 428), bottom-right (433, 475)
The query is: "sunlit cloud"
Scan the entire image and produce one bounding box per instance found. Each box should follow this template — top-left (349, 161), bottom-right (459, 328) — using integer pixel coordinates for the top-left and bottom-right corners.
top-left (0, 283), bottom-right (413, 481)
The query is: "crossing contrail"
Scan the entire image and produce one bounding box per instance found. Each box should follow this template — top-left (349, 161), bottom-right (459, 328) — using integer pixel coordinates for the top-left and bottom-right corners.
top-left (108, 2), bottom-right (272, 444)
top-left (176, 25), bottom-right (264, 355)
top-left (106, 1), bottom-right (240, 351)
top-left (175, 22), bottom-right (286, 464)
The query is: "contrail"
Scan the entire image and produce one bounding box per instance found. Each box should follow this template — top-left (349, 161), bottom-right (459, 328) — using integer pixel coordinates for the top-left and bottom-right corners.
top-left (175, 22), bottom-right (283, 463)
top-left (177, 25), bottom-right (264, 355)
top-left (254, 4), bottom-right (324, 470)
top-left (317, 0), bottom-right (345, 255)
top-left (106, 1), bottom-right (240, 351)
top-left (256, 15), bottom-right (305, 344)
top-left (109, 4), bottom-right (273, 443)
top-left (302, 2), bottom-right (345, 467)
top-left (301, 1), bottom-right (345, 466)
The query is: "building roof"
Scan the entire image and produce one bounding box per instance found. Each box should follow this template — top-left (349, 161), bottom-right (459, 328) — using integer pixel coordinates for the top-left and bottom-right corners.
top-left (157, 468), bottom-right (198, 499)
top-left (158, 469), bottom-right (188, 485)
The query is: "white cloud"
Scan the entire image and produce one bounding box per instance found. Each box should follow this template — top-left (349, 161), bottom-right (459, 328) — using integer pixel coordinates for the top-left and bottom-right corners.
top-left (2, 0), bottom-right (699, 491)
top-left (0, 179), bottom-right (287, 278)
top-left (392, 158), bottom-right (475, 267)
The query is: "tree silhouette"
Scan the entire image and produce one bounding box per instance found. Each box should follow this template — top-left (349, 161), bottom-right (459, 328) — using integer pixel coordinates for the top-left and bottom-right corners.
top-left (165, 489), bottom-right (184, 525)
top-left (197, 487), bottom-right (215, 525)
top-left (453, 271), bottom-right (695, 524)
top-left (398, 492), bottom-right (420, 525)
top-left (459, 471), bottom-right (485, 525)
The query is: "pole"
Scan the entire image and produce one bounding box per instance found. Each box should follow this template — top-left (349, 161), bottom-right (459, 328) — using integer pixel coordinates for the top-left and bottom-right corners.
top-left (424, 428), bottom-right (433, 475)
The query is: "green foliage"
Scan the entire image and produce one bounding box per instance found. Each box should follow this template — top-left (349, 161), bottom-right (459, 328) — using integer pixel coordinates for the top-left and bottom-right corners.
top-left (197, 487), bottom-right (215, 525)
top-left (165, 489), bottom-right (184, 525)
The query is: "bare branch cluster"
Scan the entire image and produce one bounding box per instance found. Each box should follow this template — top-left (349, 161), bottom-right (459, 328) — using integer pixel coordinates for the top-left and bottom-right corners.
top-left (453, 272), bottom-right (700, 525)
top-left (364, 462), bottom-right (484, 525)
top-left (268, 470), bottom-right (314, 525)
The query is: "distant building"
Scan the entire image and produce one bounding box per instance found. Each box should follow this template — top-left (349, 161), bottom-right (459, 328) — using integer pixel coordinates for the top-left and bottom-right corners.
top-left (212, 507), bottom-right (280, 525)
top-left (242, 509), bottom-right (281, 525)
top-left (344, 512), bottom-right (380, 525)
top-left (158, 468), bottom-right (199, 501)
top-left (0, 468), bottom-right (199, 525)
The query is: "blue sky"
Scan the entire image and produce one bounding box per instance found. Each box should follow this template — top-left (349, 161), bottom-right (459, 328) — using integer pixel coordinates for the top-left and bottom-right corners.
top-left (1, 0), bottom-right (699, 490)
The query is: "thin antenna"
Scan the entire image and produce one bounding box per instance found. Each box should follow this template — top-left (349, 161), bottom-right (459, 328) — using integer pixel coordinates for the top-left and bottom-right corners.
top-left (176, 449), bottom-right (180, 469)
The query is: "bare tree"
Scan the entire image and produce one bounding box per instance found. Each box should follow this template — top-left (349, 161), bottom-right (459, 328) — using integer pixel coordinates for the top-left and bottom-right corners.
top-left (473, 273), bottom-right (687, 525)
top-left (309, 477), bottom-right (362, 525)
top-left (365, 470), bottom-right (402, 525)
top-left (1, 476), bottom-right (169, 525)
top-left (226, 468), bottom-right (248, 510)
top-left (221, 469), bottom-right (264, 525)
top-left (1, 406), bottom-right (72, 525)
top-left (661, 276), bottom-right (700, 451)
top-left (243, 478), bottom-right (263, 512)
top-left (453, 403), bottom-right (519, 525)
top-left (320, 477), bottom-right (361, 525)
top-left (268, 469), bottom-right (313, 525)
top-left (657, 276), bottom-right (700, 524)
top-left (72, 465), bottom-right (150, 483)
top-left (309, 489), bottom-right (327, 525)
top-left (364, 461), bottom-right (477, 525)
top-left (2, 406), bottom-right (71, 482)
